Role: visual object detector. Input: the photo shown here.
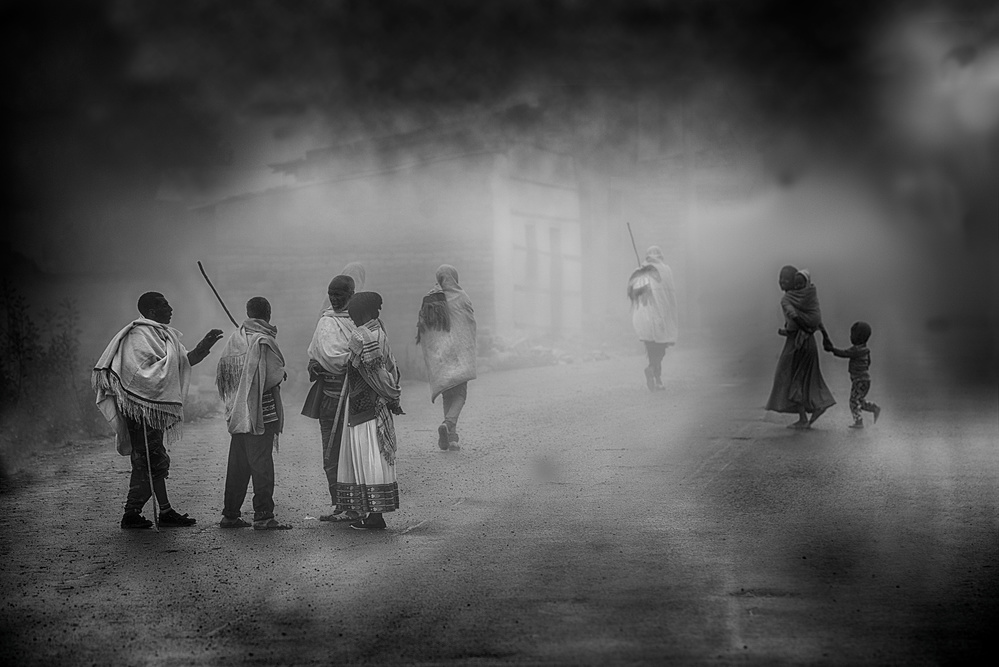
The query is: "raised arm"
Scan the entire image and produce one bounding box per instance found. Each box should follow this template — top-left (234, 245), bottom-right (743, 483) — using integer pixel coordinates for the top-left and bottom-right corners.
top-left (187, 329), bottom-right (224, 366)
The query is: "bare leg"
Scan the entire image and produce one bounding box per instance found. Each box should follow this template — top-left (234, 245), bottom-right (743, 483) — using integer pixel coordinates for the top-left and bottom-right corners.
top-left (788, 410), bottom-right (810, 428)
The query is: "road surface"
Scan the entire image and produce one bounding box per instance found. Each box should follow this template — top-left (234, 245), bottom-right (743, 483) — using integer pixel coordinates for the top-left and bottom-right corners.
top-left (2, 342), bottom-right (996, 665)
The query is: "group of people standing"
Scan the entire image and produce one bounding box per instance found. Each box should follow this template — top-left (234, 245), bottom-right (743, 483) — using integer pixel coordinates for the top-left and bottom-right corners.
top-left (93, 248), bottom-right (881, 533)
top-left (93, 262), bottom-right (477, 532)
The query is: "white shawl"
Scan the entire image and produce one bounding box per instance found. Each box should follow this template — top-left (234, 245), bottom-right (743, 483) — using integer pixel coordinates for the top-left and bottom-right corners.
top-left (628, 246), bottom-right (679, 344)
top-left (308, 310), bottom-right (356, 375)
top-left (92, 318), bottom-right (191, 455)
top-left (417, 265), bottom-right (477, 402)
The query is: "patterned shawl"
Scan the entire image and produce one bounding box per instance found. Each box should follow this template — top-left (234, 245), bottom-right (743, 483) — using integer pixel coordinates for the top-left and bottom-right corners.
top-left (348, 320), bottom-right (401, 464)
top-left (216, 318), bottom-right (285, 436)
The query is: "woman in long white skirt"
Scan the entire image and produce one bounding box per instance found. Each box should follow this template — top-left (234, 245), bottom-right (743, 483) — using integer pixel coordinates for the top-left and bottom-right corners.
top-left (335, 292), bottom-right (404, 530)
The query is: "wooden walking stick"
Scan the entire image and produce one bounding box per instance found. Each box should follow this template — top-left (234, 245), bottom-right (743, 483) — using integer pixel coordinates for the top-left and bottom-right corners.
top-left (197, 261), bottom-right (239, 328)
top-left (626, 222), bottom-right (642, 267)
top-left (142, 423), bottom-right (159, 532)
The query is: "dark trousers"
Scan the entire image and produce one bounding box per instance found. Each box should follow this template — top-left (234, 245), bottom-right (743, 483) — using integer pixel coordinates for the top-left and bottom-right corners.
top-left (124, 418), bottom-right (171, 513)
top-left (442, 382), bottom-right (468, 432)
top-left (222, 432), bottom-right (276, 521)
top-left (319, 415), bottom-right (345, 506)
top-left (643, 342), bottom-right (670, 380)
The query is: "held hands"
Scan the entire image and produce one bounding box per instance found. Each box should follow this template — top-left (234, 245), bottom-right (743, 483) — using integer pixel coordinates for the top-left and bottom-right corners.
top-left (822, 338), bottom-right (835, 352)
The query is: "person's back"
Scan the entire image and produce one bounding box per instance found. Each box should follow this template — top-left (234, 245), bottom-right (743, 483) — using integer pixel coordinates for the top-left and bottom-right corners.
top-left (216, 296), bottom-right (291, 530)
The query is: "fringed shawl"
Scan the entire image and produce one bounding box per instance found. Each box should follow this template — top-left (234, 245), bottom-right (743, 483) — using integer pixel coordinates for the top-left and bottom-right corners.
top-left (416, 291), bottom-right (450, 343)
top-left (627, 246), bottom-right (679, 344)
top-left (418, 265), bottom-right (477, 402)
top-left (92, 319), bottom-right (191, 455)
top-left (216, 319), bottom-right (285, 437)
top-left (348, 320), bottom-right (401, 464)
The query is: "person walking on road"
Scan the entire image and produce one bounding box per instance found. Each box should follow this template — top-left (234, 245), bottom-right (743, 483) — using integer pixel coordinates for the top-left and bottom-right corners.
top-left (215, 297), bottom-right (291, 530)
top-left (302, 274), bottom-right (359, 522)
top-left (337, 292), bottom-right (404, 530)
top-left (766, 266), bottom-right (836, 428)
top-left (824, 320), bottom-right (881, 429)
top-left (627, 245), bottom-right (679, 391)
top-left (416, 264), bottom-right (476, 451)
top-left (93, 291), bottom-right (223, 529)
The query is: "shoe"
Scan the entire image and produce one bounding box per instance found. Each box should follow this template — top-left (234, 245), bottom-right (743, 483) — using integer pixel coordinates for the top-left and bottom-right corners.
top-left (121, 512), bottom-right (153, 529)
top-left (253, 518), bottom-right (292, 530)
top-left (644, 367), bottom-right (655, 391)
top-left (849, 421), bottom-right (864, 429)
top-left (872, 405), bottom-right (881, 424)
top-left (158, 509), bottom-right (197, 527)
top-left (449, 431), bottom-right (459, 443)
top-left (219, 517), bottom-right (251, 528)
top-left (654, 378), bottom-right (665, 391)
top-left (438, 423), bottom-right (450, 450)
top-left (320, 511), bottom-right (359, 523)
top-left (350, 516), bottom-right (387, 530)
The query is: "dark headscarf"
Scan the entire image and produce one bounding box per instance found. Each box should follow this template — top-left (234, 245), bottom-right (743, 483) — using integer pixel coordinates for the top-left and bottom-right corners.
top-left (347, 291), bottom-right (383, 325)
top-left (328, 275), bottom-right (355, 311)
top-left (779, 265), bottom-right (798, 290)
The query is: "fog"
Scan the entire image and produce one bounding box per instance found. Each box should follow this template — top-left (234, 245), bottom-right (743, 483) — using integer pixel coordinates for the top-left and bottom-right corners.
top-left (2, 0), bottom-right (997, 400)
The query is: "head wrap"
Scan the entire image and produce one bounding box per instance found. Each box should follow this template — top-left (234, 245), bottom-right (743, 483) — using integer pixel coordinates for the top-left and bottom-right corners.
top-left (793, 269), bottom-right (812, 290)
top-left (341, 262), bottom-right (366, 291)
top-left (347, 291), bottom-right (383, 325)
top-left (645, 246), bottom-right (665, 264)
top-left (436, 264), bottom-right (459, 288)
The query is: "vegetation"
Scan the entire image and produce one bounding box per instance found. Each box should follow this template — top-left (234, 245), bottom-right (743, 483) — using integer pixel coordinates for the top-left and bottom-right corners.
top-left (0, 281), bottom-right (106, 480)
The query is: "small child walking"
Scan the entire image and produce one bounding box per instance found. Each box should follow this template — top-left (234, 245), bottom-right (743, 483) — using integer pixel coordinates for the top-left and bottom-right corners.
top-left (823, 321), bottom-right (881, 428)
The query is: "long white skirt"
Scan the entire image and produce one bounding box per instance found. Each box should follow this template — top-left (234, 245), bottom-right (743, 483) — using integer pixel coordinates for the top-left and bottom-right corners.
top-left (335, 418), bottom-right (399, 513)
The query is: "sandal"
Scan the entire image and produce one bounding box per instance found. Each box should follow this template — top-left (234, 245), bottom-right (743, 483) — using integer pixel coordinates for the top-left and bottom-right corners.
top-left (320, 511), bottom-right (359, 522)
top-left (219, 517), bottom-right (251, 529)
top-left (253, 518), bottom-right (293, 530)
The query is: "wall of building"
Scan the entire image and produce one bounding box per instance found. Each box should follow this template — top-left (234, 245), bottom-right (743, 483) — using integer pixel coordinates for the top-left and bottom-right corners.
top-left (492, 145), bottom-right (583, 341)
top-left (203, 153), bottom-right (498, 387)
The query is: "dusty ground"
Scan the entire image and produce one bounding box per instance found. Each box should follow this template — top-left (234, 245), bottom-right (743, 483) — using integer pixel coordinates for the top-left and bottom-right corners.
top-left (1, 342), bottom-right (996, 666)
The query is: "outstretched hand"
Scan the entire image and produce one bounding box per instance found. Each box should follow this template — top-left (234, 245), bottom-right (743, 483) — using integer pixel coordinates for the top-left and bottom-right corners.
top-left (200, 329), bottom-right (224, 350)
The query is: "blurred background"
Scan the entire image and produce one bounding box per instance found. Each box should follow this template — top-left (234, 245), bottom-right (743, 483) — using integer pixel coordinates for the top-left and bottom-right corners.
top-left (2, 0), bottom-right (996, 471)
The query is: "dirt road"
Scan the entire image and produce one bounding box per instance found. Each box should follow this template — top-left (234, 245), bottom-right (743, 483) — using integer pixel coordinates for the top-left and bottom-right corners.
top-left (2, 344), bottom-right (996, 665)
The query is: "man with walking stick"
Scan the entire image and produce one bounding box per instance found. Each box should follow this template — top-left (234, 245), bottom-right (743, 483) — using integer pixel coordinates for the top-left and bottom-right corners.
top-left (93, 292), bottom-right (224, 529)
top-left (626, 225), bottom-right (679, 391)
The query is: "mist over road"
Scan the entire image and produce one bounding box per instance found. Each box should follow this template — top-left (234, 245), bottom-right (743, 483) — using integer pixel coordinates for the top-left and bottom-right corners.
top-left (2, 342), bottom-right (995, 665)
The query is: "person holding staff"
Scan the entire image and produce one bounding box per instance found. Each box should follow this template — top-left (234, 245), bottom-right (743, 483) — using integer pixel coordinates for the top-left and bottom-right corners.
top-left (93, 291), bottom-right (223, 529)
top-left (627, 245), bottom-right (679, 391)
